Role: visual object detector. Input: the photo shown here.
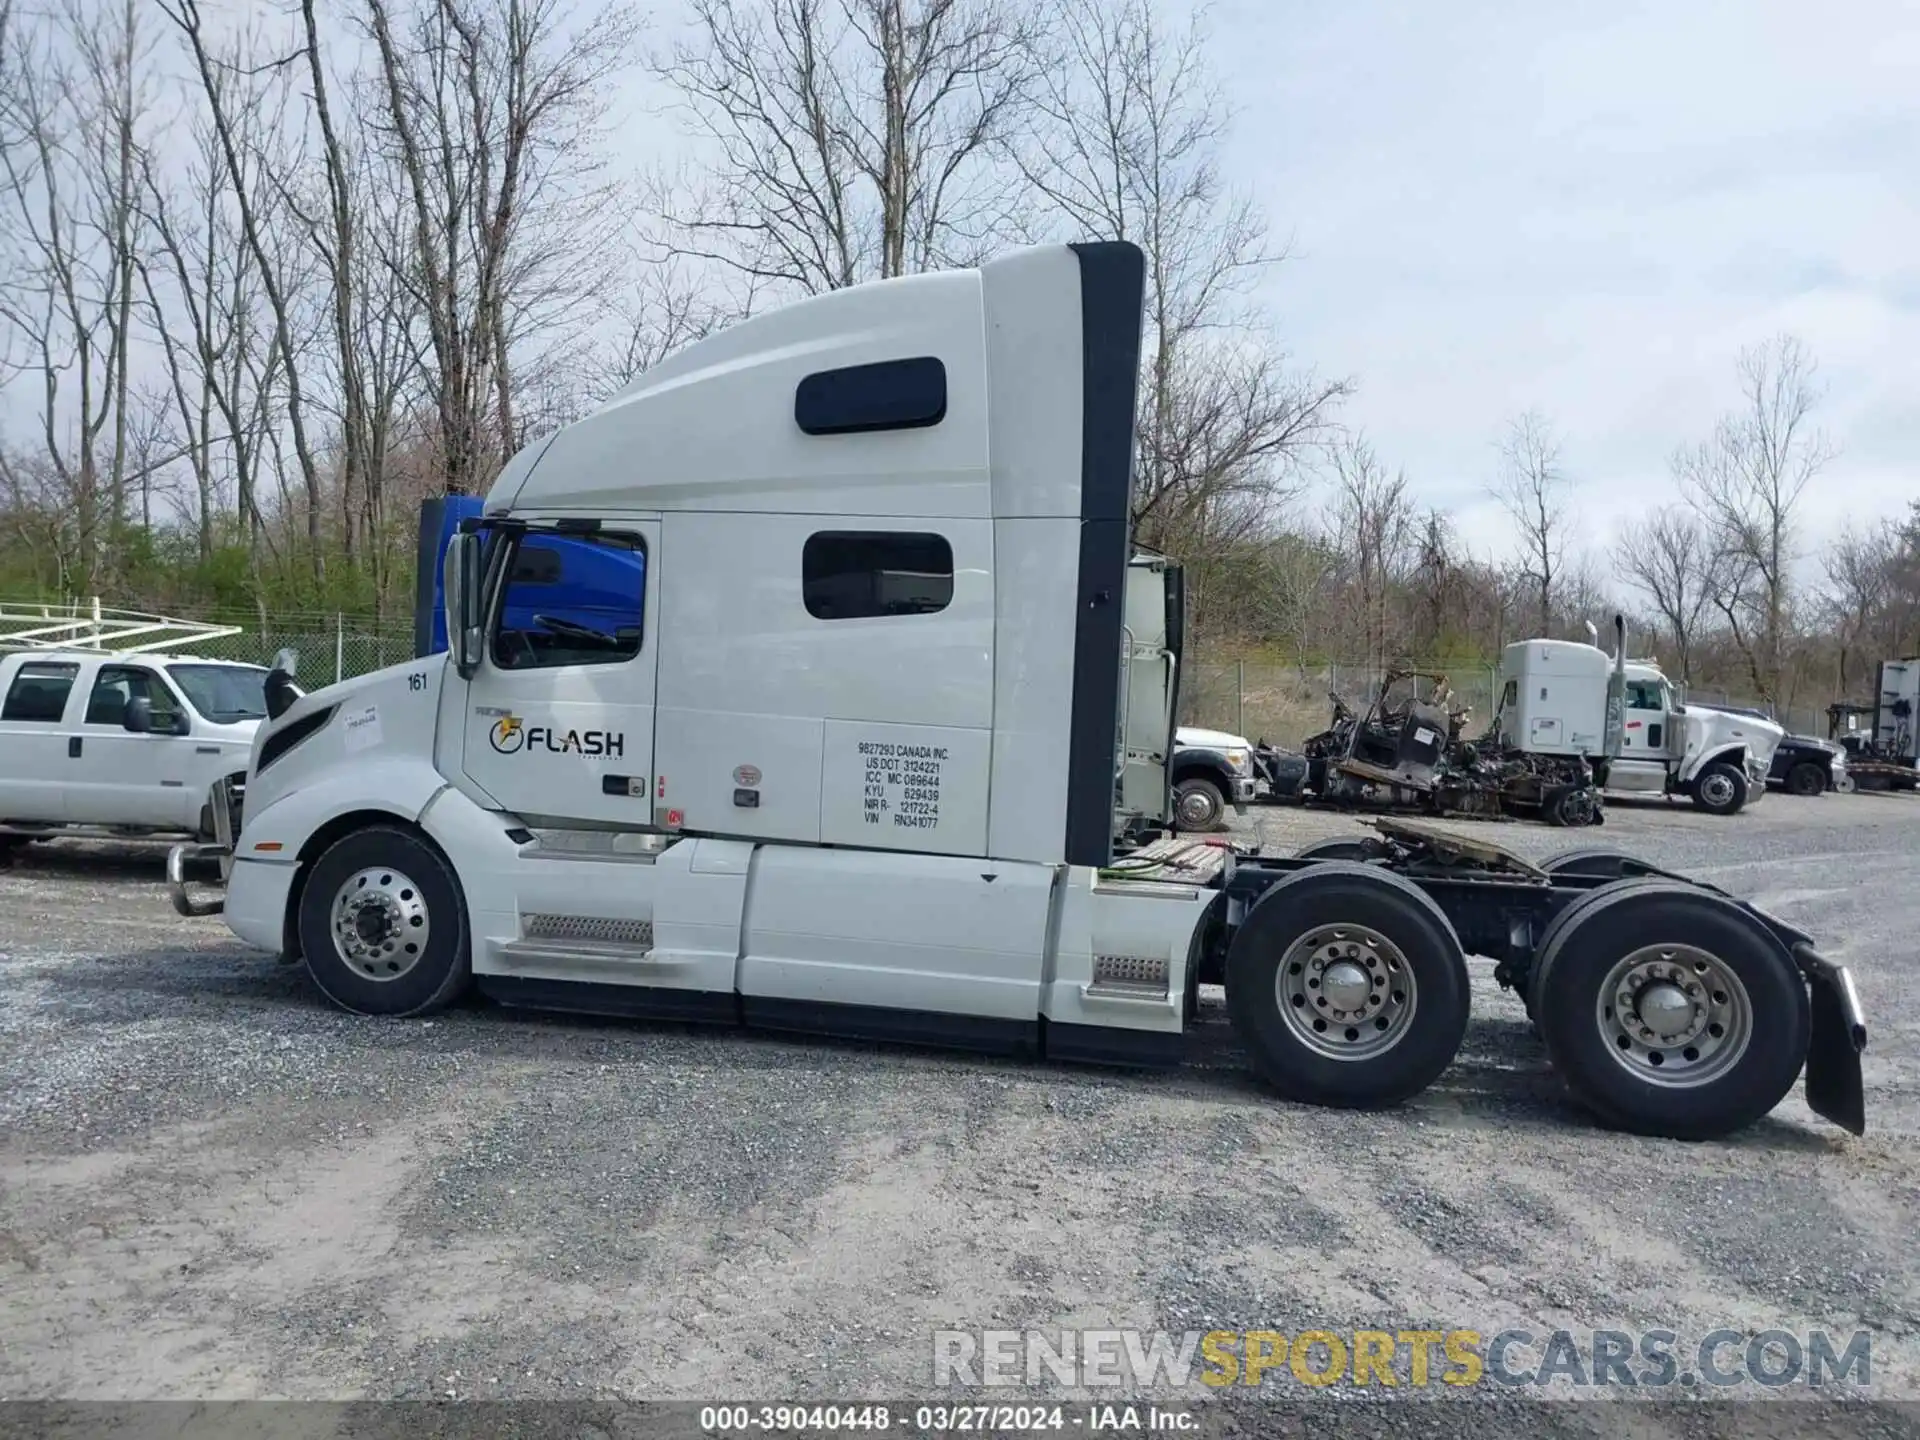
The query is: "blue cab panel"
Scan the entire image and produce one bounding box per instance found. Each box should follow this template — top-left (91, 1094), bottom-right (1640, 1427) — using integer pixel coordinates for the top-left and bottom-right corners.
top-left (413, 496), bottom-right (646, 658)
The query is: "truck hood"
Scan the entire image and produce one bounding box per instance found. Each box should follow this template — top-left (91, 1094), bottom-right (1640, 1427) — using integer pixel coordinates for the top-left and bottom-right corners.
top-left (1177, 726), bottom-right (1252, 750)
top-left (1685, 705), bottom-right (1783, 765)
top-left (247, 654), bottom-right (447, 780)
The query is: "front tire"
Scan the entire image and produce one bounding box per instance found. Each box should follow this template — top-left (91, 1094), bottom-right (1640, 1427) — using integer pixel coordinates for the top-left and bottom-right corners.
top-left (1226, 865), bottom-right (1469, 1108)
top-left (1173, 776), bottom-right (1228, 832)
top-left (1690, 761), bottom-right (1748, 816)
top-left (296, 824), bottom-right (471, 1016)
top-left (1785, 761), bottom-right (1827, 797)
top-left (1530, 883), bottom-right (1809, 1139)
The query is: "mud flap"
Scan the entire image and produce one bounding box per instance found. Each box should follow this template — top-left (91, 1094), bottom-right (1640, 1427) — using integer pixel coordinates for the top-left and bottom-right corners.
top-left (1795, 944), bottom-right (1866, 1136)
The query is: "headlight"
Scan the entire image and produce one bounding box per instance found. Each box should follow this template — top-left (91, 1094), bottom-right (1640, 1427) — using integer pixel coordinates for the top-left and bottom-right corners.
top-left (1226, 749), bottom-right (1250, 773)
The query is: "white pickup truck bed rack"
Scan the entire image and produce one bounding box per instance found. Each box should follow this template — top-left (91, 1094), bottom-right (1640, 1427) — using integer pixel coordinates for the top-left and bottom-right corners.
top-left (0, 598), bottom-right (243, 656)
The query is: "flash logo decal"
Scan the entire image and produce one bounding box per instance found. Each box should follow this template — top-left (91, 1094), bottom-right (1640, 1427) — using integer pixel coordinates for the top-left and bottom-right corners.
top-left (489, 715), bottom-right (524, 753)
top-left (487, 714), bottom-right (625, 758)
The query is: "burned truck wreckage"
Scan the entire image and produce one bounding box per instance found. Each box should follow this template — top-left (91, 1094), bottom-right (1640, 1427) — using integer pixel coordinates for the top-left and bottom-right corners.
top-left (1251, 668), bottom-right (1607, 828)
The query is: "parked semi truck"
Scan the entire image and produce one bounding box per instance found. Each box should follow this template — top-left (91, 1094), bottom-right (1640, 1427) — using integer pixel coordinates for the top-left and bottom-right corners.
top-left (167, 241), bottom-right (1866, 1140)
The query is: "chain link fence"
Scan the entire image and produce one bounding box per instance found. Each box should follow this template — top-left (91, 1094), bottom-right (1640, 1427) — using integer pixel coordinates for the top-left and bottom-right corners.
top-left (184, 613), bottom-right (417, 684)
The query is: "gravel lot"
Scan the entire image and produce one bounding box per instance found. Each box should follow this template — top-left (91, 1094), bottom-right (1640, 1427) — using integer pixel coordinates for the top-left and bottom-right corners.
top-left (2, 792), bottom-right (1918, 1432)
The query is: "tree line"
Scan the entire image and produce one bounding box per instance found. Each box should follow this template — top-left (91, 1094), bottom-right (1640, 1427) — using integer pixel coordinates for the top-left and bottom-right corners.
top-left (0, 0), bottom-right (1912, 720)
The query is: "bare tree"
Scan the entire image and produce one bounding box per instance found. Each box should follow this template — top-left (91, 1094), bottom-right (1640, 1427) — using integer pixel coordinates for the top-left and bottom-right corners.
top-left (591, 257), bottom-right (745, 400)
top-left (1679, 334), bottom-right (1834, 704)
top-left (161, 0), bottom-right (332, 581)
top-left (1821, 520), bottom-right (1899, 694)
top-left (650, 0), bottom-right (1042, 293)
top-left (0, 0), bottom-right (154, 593)
top-left (1022, 0), bottom-right (1347, 586)
top-left (363, 0), bottom-right (639, 495)
top-left (1611, 505), bottom-right (1718, 681)
top-left (1326, 433), bottom-right (1413, 672)
top-left (1489, 408), bottom-right (1572, 636)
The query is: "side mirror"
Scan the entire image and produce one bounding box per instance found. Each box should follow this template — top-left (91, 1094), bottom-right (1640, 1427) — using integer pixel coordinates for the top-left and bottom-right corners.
top-left (123, 696), bottom-right (153, 733)
top-left (266, 648), bottom-right (304, 721)
top-left (444, 530), bottom-right (485, 677)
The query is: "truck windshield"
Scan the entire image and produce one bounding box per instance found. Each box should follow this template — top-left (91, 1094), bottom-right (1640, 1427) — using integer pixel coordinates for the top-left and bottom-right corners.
top-left (167, 664), bottom-right (269, 722)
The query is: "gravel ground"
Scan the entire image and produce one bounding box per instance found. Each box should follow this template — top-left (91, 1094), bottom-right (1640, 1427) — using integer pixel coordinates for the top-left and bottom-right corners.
top-left (2, 792), bottom-right (1918, 1434)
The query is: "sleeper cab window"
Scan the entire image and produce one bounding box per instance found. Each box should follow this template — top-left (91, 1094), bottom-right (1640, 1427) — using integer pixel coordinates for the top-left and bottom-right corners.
top-left (794, 357), bottom-right (946, 435)
top-left (803, 531), bottom-right (954, 620)
top-left (491, 531), bottom-right (646, 670)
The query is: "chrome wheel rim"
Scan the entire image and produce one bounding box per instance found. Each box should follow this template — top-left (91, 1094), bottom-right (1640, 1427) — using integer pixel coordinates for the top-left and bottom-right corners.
top-left (1178, 787), bottom-right (1219, 828)
top-left (1276, 924), bottom-right (1417, 1060)
top-left (329, 867), bottom-right (430, 982)
top-left (1699, 772), bottom-right (1738, 808)
top-left (1595, 943), bottom-right (1752, 1086)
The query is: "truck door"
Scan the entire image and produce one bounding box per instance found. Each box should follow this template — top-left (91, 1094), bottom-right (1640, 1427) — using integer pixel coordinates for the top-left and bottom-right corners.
top-left (1607, 675), bottom-right (1672, 792)
top-left (1622, 678), bottom-right (1668, 755)
top-left (67, 663), bottom-right (199, 827)
top-left (0, 658), bottom-right (82, 823)
top-left (460, 523), bottom-right (661, 827)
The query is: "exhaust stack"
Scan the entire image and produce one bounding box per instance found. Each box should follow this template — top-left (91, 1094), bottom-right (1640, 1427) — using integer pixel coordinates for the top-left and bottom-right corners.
top-left (1604, 614), bottom-right (1627, 759)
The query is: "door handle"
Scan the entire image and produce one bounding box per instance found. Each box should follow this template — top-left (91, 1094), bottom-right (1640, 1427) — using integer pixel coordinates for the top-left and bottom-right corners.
top-left (68, 737), bottom-right (82, 758)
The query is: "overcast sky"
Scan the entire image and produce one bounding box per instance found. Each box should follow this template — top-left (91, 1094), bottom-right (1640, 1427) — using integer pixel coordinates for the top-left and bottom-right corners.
top-left (1206, 0), bottom-right (1919, 568)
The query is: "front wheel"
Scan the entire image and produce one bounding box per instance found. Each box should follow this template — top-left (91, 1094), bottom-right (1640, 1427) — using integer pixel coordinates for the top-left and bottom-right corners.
top-left (296, 824), bottom-right (471, 1016)
top-left (1530, 884), bottom-right (1809, 1139)
top-left (1173, 776), bottom-right (1228, 832)
top-left (1690, 761), bottom-right (1748, 816)
top-left (1785, 761), bottom-right (1827, 797)
top-left (1226, 866), bottom-right (1469, 1108)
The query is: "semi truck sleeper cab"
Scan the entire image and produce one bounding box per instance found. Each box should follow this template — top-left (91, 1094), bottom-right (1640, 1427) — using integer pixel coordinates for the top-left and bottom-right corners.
top-left (169, 240), bottom-right (1867, 1142)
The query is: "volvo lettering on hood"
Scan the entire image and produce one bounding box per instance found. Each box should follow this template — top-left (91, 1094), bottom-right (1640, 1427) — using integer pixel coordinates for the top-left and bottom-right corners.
top-left (489, 715), bottom-right (625, 757)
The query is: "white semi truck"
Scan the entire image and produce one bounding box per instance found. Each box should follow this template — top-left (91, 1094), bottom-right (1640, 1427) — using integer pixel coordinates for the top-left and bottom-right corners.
top-left (1493, 643), bottom-right (1783, 815)
top-left (167, 242), bottom-right (1867, 1140)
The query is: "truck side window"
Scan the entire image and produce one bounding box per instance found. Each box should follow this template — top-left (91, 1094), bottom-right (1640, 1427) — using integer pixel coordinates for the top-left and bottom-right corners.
top-left (84, 666), bottom-right (179, 727)
top-left (803, 531), bottom-right (954, 619)
top-left (1626, 681), bottom-right (1662, 710)
top-left (490, 531), bottom-right (645, 670)
top-left (2, 662), bottom-right (79, 722)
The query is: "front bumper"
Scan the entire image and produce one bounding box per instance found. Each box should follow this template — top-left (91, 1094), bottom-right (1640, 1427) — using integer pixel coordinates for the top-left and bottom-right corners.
top-left (167, 774), bottom-right (239, 917)
top-left (1229, 774), bottom-right (1257, 805)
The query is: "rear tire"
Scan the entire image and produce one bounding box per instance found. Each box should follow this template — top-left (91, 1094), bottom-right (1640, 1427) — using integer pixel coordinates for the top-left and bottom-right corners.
top-left (1785, 761), bottom-right (1827, 797)
top-left (1173, 776), bottom-right (1228, 832)
top-left (1690, 761), bottom-right (1748, 816)
top-left (296, 824), bottom-right (471, 1017)
top-left (1226, 865), bottom-right (1469, 1108)
top-left (1530, 883), bottom-right (1809, 1139)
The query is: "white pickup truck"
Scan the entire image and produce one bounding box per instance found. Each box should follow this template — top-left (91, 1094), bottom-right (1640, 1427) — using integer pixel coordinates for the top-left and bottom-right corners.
top-left (0, 648), bottom-right (267, 845)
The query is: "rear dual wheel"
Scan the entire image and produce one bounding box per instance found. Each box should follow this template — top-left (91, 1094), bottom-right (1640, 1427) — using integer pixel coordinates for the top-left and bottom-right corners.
top-left (1226, 865), bottom-right (1470, 1108)
top-left (1527, 881), bottom-right (1808, 1139)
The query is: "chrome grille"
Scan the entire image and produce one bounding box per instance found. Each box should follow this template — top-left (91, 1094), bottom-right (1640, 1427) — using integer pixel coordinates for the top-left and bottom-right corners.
top-left (521, 914), bottom-right (654, 948)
